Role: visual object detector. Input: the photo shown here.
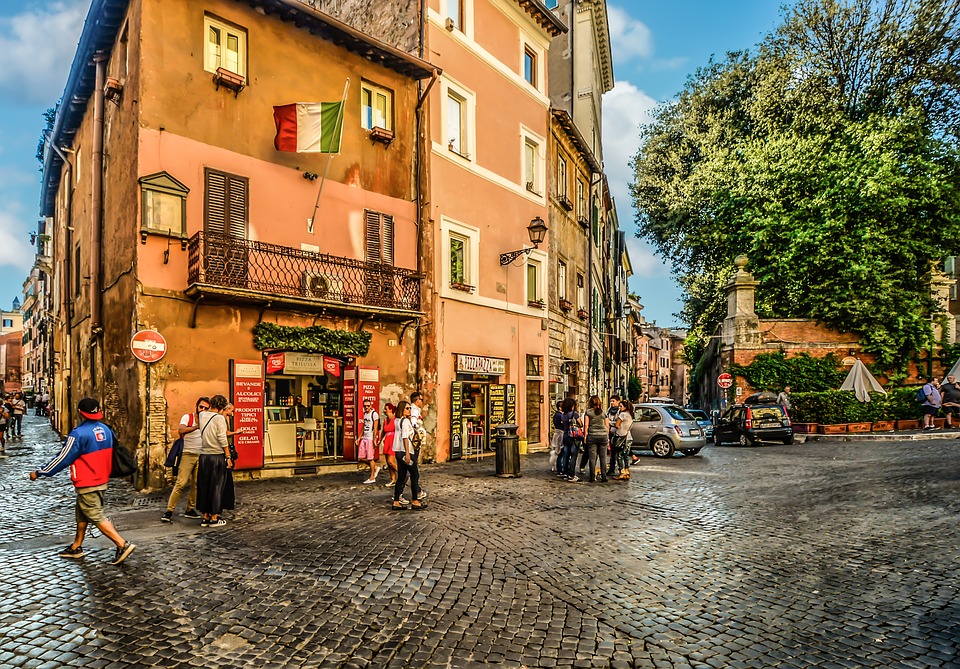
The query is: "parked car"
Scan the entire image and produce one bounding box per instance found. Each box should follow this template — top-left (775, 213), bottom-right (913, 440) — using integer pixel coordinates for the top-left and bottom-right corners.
top-left (630, 403), bottom-right (707, 458)
top-left (685, 409), bottom-right (714, 441)
top-left (714, 401), bottom-right (793, 446)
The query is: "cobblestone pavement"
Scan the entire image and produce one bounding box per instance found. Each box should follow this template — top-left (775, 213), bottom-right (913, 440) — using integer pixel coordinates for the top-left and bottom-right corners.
top-left (1, 415), bottom-right (959, 668)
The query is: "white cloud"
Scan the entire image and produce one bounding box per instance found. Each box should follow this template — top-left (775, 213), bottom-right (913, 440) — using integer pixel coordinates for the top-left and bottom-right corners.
top-left (0, 211), bottom-right (34, 275)
top-left (602, 80), bottom-right (657, 216)
top-left (0, 1), bottom-right (88, 105)
top-left (626, 237), bottom-right (669, 279)
top-left (607, 5), bottom-right (654, 61)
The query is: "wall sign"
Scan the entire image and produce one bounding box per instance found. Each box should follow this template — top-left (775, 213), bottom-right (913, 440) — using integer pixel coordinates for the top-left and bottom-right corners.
top-left (230, 358), bottom-right (265, 470)
top-left (457, 355), bottom-right (506, 376)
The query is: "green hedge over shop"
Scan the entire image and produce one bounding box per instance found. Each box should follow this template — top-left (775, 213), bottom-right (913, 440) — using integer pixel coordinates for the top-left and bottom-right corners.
top-left (253, 322), bottom-right (372, 357)
top-left (791, 388), bottom-right (923, 424)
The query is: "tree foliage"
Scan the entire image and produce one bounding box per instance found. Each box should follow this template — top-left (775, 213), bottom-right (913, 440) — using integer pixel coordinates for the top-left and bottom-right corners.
top-left (631, 0), bottom-right (960, 367)
top-left (35, 106), bottom-right (57, 171)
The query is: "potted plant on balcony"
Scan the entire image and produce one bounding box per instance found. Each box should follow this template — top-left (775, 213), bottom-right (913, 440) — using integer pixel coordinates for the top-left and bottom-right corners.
top-left (450, 281), bottom-right (475, 293)
top-left (528, 299), bottom-right (546, 309)
top-left (559, 298), bottom-right (572, 312)
top-left (577, 307), bottom-right (588, 320)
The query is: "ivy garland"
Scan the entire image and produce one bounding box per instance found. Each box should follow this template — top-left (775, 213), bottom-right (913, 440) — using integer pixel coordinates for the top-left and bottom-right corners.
top-left (727, 351), bottom-right (846, 393)
top-left (253, 322), bottom-right (372, 357)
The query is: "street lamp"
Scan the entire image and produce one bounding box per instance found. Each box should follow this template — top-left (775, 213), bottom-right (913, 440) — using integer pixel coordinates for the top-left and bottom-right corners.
top-left (500, 216), bottom-right (548, 266)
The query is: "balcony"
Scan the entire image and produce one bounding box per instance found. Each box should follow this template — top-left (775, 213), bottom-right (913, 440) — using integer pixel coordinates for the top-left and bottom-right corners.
top-left (186, 232), bottom-right (423, 317)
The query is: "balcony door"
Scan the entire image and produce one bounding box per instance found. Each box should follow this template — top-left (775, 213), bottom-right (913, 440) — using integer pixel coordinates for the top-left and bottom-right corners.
top-left (364, 210), bottom-right (395, 306)
top-left (204, 168), bottom-right (249, 288)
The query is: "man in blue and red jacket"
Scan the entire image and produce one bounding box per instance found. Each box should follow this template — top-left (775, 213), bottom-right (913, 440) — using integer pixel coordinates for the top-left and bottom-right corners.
top-left (29, 397), bottom-right (137, 565)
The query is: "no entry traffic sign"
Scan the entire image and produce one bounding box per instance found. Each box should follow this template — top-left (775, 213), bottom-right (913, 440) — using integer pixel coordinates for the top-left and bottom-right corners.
top-left (131, 330), bottom-right (167, 363)
top-left (717, 373), bottom-right (733, 389)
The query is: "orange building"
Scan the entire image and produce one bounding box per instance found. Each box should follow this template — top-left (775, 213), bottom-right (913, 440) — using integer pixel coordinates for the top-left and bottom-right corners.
top-left (41, 0), bottom-right (437, 487)
top-left (418, 0), bottom-right (566, 459)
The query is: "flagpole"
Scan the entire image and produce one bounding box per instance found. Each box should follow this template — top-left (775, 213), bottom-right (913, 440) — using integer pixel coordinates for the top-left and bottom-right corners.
top-left (308, 78), bottom-right (350, 234)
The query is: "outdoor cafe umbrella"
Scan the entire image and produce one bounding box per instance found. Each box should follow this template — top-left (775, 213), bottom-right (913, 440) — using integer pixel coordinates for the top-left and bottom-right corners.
top-left (839, 359), bottom-right (886, 402)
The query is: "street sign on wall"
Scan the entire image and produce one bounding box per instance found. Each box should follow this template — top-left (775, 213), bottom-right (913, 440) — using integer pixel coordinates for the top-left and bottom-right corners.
top-left (717, 373), bottom-right (733, 389)
top-left (131, 330), bottom-right (167, 363)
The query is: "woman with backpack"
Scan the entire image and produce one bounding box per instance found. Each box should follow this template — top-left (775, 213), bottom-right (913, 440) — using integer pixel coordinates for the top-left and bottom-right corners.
top-left (582, 396), bottom-right (610, 483)
top-left (559, 397), bottom-right (584, 482)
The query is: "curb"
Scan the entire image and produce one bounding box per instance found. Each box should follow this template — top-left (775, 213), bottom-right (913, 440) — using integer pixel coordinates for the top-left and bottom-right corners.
top-left (799, 430), bottom-right (960, 443)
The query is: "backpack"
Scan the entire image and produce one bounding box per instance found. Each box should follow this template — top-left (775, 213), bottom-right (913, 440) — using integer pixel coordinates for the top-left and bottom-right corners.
top-left (565, 411), bottom-right (584, 440)
top-left (917, 386), bottom-right (927, 403)
top-left (109, 429), bottom-right (138, 478)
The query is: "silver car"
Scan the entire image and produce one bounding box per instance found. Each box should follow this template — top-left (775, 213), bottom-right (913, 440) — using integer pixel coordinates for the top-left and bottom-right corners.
top-left (630, 404), bottom-right (707, 458)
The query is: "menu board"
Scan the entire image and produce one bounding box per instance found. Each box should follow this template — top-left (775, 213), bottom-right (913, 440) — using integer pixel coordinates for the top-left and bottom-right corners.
top-left (489, 384), bottom-right (506, 431)
top-left (506, 384), bottom-right (517, 424)
top-left (450, 382), bottom-right (463, 460)
top-left (230, 359), bottom-right (265, 470)
top-left (343, 368), bottom-right (356, 460)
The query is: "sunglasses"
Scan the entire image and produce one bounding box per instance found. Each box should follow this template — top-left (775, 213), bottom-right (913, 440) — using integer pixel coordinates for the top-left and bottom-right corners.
top-left (198, 405), bottom-right (210, 410)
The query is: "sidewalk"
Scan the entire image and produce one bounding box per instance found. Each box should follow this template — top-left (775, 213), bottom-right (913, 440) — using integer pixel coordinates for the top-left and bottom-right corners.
top-left (800, 427), bottom-right (960, 443)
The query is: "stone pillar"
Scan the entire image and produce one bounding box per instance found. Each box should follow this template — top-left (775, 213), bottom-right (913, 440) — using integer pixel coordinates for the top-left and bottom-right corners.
top-left (722, 255), bottom-right (761, 348)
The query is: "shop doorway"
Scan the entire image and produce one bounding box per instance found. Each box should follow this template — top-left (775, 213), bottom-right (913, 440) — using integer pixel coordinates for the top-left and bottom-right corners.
top-left (450, 380), bottom-right (517, 459)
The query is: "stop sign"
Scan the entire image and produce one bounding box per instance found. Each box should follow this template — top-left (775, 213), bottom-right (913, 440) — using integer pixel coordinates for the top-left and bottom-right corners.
top-left (131, 330), bottom-right (167, 363)
top-left (717, 373), bottom-right (733, 389)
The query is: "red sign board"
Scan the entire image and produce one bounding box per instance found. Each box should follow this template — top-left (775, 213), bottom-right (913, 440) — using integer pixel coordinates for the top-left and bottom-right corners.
top-left (342, 365), bottom-right (381, 461)
top-left (131, 330), bottom-right (167, 363)
top-left (323, 356), bottom-right (341, 377)
top-left (230, 359), bottom-right (265, 470)
top-left (718, 373), bottom-right (734, 389)
top-left (265, 352), bottom-right (285, 374)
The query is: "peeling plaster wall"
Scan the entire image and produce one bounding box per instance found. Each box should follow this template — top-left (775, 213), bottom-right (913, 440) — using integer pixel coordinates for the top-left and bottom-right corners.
top-left (301, 0), bottom-right (420, 53)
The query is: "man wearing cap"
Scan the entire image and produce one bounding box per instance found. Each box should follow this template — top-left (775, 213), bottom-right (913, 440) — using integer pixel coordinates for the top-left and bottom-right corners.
top-left (29, 398), bottom-right (137, 565)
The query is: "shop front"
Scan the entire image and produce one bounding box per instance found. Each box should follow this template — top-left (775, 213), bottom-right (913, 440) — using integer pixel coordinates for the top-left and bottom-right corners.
top-left (450, 354), bottom-right (516, 460)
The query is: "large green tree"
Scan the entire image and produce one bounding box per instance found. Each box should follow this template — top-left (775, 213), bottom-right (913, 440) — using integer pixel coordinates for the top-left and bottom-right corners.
top-left (631, 0), bottom-right (960, 367)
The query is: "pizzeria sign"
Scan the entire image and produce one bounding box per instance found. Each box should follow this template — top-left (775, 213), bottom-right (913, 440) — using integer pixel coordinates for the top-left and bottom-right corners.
top-left (457, 355), bottom-right (506, 376)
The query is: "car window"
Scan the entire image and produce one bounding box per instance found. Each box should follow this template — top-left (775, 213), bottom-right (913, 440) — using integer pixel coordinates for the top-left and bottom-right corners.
top-left (688, 410), bottom-right (708, 420)
top-left (663, 406), bottom-right (695, 421)
top-left (634, 408), bottom-right (659, 422)
top-left (751, 406), bottom-right (786, 420)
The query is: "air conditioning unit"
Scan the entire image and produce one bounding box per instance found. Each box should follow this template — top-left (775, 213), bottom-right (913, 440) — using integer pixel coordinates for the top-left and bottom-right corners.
top-left (302, 271), bottom-right (344, 300)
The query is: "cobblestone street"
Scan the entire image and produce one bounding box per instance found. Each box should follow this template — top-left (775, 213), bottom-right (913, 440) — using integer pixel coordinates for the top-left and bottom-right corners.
top-left (1, 415), bottom-right (959, 668)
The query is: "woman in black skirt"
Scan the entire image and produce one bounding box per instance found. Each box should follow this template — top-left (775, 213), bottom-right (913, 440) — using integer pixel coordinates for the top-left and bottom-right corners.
top-left (196, 394), bottom-right (232, 527)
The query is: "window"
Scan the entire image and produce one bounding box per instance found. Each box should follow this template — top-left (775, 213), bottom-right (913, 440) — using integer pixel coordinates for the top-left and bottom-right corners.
top-left (526, 260), bottom-right (542, 303)
top-left (447, 91), bottom-right (467, 156)
top-left (545, 0), bottom-right (559, 8)
top-left (74, 246), bottom-right (81, 296)
top-left (2, 319), bottom-right (11, 329)
top-left (450, 235), bottom-right (467, 285)
top-left (523, 46), bottom-right (537, 87)
top-left (140, 172), bottom-right (189, 238)
top-left (557, 260), bottom-right (567, 300)
top-left (524, 138), bottom-right (539, 193)
top-left (447, 0), bottom-right (464, 30)
top-left (557, 157), bottom-right (567, 198)
top-left (361, 82), bottom-right (393, 131)
top-left (577, 179), bottom-right (586, 218)
top-left (204, 169), bottom-right (248, 237)
top-left (364, 210), bottom-right (395, 265)
top-left (577, 273), bottom-right (585, 308)
top-left (204, 15), bottom-right (246, 77)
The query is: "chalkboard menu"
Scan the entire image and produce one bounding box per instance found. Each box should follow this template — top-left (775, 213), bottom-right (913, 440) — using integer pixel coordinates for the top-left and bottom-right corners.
top-left (487, 383), bottom-right (516, 441)
top-left (450, 382), bottom-right (463, 460)
top-left (506, 384), bottom-right (516, 424)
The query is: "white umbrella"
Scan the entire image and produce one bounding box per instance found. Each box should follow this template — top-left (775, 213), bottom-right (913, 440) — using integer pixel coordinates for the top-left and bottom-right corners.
top-left (839, 359), bottom-right (886, 402)
top-left (946, 357), bottom-right (960, 381)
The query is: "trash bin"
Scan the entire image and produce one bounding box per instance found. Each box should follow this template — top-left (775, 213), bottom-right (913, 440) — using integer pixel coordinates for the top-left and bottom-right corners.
top-left (494, 423), bottom-right (521, 478)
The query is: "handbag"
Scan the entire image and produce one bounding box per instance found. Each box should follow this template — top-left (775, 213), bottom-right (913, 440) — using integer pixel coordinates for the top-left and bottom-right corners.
top-left (109, 429), bottom-right (137, 478)
top-left (164, 437), bottom-right (184, 469)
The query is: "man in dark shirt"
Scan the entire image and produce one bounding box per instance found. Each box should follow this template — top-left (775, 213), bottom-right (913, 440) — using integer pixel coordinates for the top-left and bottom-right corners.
top-left (940, 375), bottom-right (960, 428)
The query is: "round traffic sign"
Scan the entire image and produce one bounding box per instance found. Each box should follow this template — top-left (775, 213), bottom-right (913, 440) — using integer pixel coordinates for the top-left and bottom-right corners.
top-left (717, 373), bottom-right (733, 389)
top-left (131, 329), bottom-right (167, 363)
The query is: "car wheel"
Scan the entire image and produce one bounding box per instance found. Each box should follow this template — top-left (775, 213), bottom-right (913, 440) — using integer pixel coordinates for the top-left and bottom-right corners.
top-left (738, 433), bottom-right (755, 447)
top-left (651, 437), bottom-right (675, 458)
top-left (783, 436), bottom-right (794, 445)
top-left (681, 448), bottom-right (702, 456)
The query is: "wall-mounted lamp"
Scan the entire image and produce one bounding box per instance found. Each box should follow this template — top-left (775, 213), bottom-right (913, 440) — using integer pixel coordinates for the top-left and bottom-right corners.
top-left (500, 216), bottom-right (548, 266)
top-left (303, 171), bottom-right (319, 181)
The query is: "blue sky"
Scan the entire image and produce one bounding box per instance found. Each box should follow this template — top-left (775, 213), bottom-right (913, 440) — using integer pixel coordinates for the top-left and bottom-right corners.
top-left (0, 0), bottom-right (789, 324)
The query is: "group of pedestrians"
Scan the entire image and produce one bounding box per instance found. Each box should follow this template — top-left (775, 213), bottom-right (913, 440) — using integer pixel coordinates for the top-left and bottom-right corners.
top-left (1, 391), bottom-right (27, 450)
top-left (918, 375), bottom-right (960, 430)
top-left (357, 391), bottom-right (429, 509)
top-left (161, 395), bottom-right (236, 527)
top-left (550, 395), bottom-right (636, 483)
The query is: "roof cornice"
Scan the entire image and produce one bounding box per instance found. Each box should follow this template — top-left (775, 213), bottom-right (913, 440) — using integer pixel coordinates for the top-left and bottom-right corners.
top-left (514, 0), bottom-right (568, 37)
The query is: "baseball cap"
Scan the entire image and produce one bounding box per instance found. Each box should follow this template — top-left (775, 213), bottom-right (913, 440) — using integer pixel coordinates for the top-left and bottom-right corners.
top-left (78, 397), bottom-right (104, 420)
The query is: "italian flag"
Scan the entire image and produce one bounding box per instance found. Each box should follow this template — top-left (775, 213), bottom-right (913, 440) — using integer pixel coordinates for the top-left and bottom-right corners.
top-left (273, 102), bottom-right (344, 153)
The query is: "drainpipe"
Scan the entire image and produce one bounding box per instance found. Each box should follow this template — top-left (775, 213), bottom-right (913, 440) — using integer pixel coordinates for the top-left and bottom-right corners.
top-left (91, 53), bottom-right (107, 342)
top-left (50, 141), bottom-right (74, 431)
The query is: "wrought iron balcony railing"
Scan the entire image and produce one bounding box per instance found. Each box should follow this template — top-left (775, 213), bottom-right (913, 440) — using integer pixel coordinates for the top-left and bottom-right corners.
top-left (187, 232), bottom-right (422, 312)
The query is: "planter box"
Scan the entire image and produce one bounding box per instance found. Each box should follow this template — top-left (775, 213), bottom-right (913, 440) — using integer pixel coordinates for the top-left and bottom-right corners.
top-left (933, 417), bottom-right (947, 429)
top-left (847, 422), bottom-right (872, 433)
top-left (818, 423), bottom-right (848, 434)
top-left (895, 419), bottom-right (921, 430)
top-left (871, 420), bottom-right (895, 432)
top-left (792, 422), bottom-right (817, 434)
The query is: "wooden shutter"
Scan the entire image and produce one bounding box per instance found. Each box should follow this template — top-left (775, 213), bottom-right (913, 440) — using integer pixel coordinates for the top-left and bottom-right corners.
top-left (364, 210), bottom-right (394, 265)
top-left (205, 169), bottom-right (247, 238)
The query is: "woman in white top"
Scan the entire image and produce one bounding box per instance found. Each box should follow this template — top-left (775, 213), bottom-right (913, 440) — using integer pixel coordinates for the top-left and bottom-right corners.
top-left (613, 400), bottom-right (635, 481)
top-left (391, 401), bottom-right (425, 510)
top-left (196, 394), bottom-right (232, 527)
